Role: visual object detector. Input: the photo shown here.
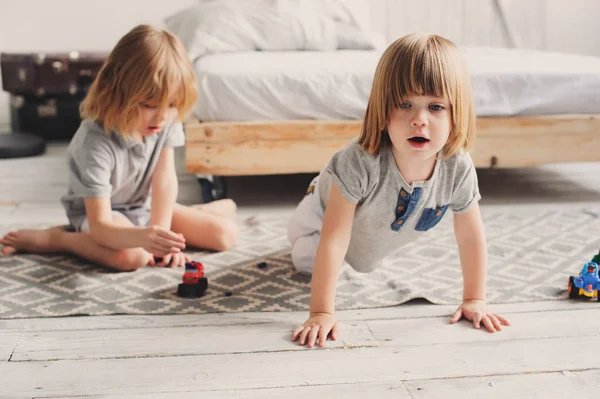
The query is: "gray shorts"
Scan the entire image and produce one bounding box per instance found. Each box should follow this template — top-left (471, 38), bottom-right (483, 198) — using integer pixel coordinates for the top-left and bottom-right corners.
top-left (287, 176), bottom-right (325, 275)
top-left (72, 208), bottom-right (151, 232)
top-left (287, 175), bottom-right (361, 275)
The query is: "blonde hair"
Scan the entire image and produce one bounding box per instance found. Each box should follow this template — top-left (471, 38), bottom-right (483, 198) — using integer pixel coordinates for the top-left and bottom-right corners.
top-left (81, 24), bottom-right (197, 136)
top-left (358, 33), bottom-right (476, 158)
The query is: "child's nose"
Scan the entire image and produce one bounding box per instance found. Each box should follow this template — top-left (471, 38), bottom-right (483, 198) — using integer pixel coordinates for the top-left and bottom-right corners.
top-left (159, 108), bottom-right (173, 123)
top-left (151, 112), bottom-right (166, 125)
top-left (411, 109), bottom-right (428, 126)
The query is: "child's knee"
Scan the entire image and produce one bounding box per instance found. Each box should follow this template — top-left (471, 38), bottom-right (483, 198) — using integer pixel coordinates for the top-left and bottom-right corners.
top-left (213, 220), bottom-right (239, 251)
top-left (290, 235), bottom-right (319, 275)
top-left (223, 199), bottom-right (237, 213)
top-left (291, 250), bottom-right (314, 275)
top-left (111, 248), bottom-right (150, 271)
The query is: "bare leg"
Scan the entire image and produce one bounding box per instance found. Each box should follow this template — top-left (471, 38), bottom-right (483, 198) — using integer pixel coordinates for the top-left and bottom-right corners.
top-left (189, 199), bottom-right (237, 220)
top-left (171, 202), bottom-right (239, 252)
top-left (1, 226), bottom-right (66, 256)
top-left (0, 216), bottom-right (152, 272)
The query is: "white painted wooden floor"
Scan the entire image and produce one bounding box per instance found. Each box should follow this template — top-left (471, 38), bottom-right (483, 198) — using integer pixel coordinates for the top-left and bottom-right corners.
top-left (1, 144), bottom-right (600, 398)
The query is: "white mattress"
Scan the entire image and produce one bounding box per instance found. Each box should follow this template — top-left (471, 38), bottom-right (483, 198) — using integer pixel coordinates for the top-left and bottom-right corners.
top-left (193, 47), bottom-right (600, 121)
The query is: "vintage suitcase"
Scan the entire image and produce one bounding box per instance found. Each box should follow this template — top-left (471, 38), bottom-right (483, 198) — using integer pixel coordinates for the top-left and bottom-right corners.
top-left (9, 92), bottom-right (86, 141)
top-left (1, 51), bottom-right (107, 140)
top-left (1, 51), bottom-right (107, 96)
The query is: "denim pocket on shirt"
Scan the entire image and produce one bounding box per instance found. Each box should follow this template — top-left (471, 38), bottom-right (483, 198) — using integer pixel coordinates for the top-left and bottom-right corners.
top-left (415, 205), bottom-right (449, 231)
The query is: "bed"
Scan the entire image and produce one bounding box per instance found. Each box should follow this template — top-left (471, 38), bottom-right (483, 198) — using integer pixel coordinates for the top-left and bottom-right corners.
top-left (185, 47), bottom-right (600, 171)
top-left (166, 1), bottom-right (600, 199)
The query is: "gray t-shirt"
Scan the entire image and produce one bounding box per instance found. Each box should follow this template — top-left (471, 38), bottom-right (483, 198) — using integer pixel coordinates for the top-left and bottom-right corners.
top-left (60, 119), bottom-right (185, 229)
top-left (317, 140), bottom-right (481, 272)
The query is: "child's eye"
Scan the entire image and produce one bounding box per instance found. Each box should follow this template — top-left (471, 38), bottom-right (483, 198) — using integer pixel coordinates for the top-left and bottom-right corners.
top-left (399, 102), bottom-right (411, 109)
top-left (429, 104), bottom-right (445, 111)
top-left (141, 103), bottom-right (157, 109)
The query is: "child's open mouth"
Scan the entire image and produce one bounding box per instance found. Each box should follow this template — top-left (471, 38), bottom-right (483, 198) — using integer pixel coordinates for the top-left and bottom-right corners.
top-left (408, 136), bottom-right (430, 148)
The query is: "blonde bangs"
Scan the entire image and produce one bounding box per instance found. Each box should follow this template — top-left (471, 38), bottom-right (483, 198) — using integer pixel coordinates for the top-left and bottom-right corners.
top-left (359, 33), bottom-right (475, 157)
top-left (387, 38), bottom-right (455, 110)
top-left (135, 36), bottom-right (197, 119)
top-left (81, 25), bottom-right (197, 136)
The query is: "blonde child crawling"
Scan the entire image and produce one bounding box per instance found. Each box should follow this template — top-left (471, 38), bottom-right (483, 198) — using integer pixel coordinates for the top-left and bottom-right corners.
top-left (1, 25), bottom-right (239, 270)
top-left (287, 33), bottom-right (510, 348)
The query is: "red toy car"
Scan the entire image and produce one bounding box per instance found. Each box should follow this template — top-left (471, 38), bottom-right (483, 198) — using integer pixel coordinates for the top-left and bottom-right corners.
top-left (177, 261), bottom-right (208, 298)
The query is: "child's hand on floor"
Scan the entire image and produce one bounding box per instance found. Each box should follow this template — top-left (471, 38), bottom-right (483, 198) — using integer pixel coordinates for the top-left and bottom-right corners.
top-left (449, 299), bottom-right (510, 332)
top-left (152, 252), bottom-right (190, 268)
top-left (139, 226), bottom-right (186, 257)
top-left (292, 313), bottom-right (339, 348)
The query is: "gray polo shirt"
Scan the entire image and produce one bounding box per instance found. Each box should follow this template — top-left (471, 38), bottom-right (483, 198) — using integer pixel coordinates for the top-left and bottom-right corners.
top-left (60, 119), bottom-right (185, 230)
top-left (317, 140), bottom-right (480, 272)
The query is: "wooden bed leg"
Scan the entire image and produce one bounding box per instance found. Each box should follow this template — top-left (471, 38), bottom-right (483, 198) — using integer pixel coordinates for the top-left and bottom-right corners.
top-left (196, 175), bottom-right (228, 203)
top-left (490, 156), bottom-right (498, 168)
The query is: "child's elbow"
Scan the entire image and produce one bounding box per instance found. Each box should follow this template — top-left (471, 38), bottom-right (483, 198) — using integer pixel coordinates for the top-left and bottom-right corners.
top-left (87, 225), bottom-right (105, 246)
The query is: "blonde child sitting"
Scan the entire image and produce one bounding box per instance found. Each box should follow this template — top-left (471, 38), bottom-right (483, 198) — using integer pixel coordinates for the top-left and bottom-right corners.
top-left (1, 25), bottom-right (238, 270)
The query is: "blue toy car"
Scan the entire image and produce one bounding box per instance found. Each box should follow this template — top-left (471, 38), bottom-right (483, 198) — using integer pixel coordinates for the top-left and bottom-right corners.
top-left (568, 262), bottom-right (600, 300)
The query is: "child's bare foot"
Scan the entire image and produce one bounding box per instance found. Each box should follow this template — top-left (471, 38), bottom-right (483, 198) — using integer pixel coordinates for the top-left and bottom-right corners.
top-left (0, 226), bottom-right (66, 255)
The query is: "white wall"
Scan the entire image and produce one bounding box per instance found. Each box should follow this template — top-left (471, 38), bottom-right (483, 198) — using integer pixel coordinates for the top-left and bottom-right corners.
top-left (0, 0), bottom-right (196, 129)
top-left (375, 0), bottom-right (600, 54)
top-left (1, 0), bottom-right (599, 128)
top-left (544, 0), bottom-right (600, 56)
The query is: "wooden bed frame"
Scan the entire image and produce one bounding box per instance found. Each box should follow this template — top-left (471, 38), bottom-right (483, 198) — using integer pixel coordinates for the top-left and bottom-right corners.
top-left (185, 115), bottom-right (600, 177)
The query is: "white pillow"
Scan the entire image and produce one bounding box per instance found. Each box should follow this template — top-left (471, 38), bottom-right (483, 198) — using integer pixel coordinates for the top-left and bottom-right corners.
top-left (165, 0), bottom-right (379, 60)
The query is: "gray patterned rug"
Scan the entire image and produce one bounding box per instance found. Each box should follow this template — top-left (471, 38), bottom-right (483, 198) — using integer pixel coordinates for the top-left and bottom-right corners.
top-left (1, 206), bottom-right (599, 319)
